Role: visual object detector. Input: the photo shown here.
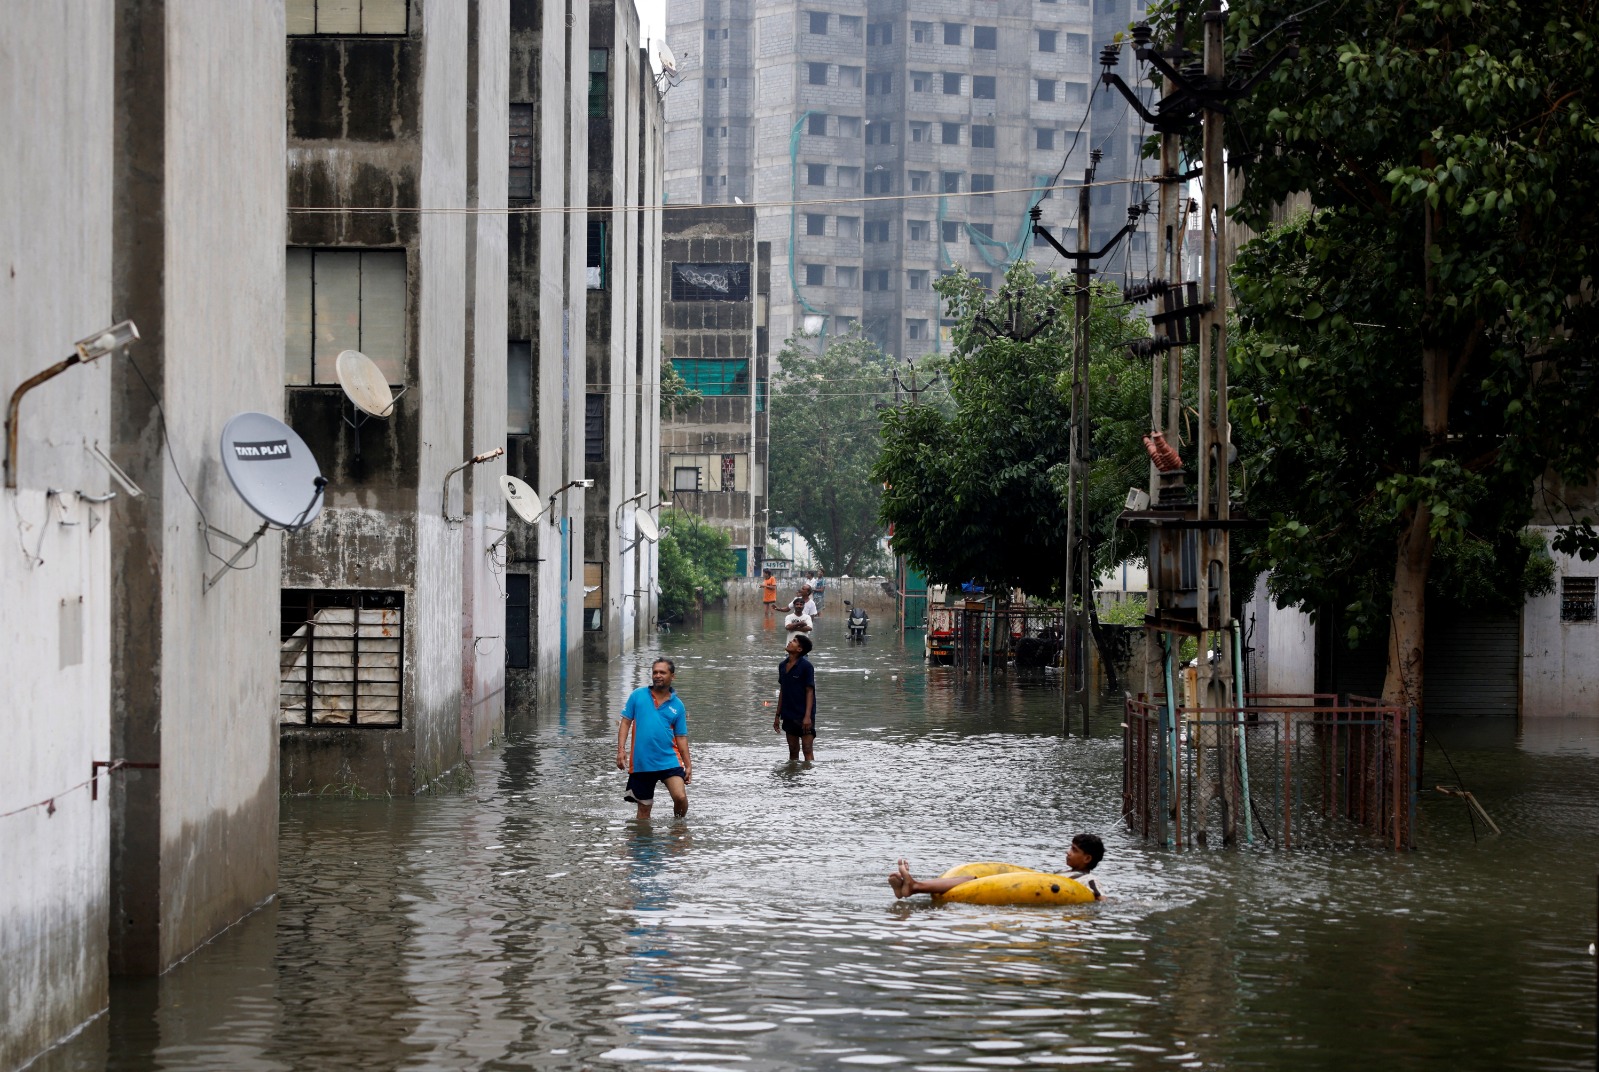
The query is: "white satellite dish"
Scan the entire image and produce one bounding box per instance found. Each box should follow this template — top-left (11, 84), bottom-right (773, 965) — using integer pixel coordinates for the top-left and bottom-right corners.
top-left (657, 41), bottom-right (677, 75)
top-left (335, 350), bottom-right (396, 417)
top-left (205, 412), bottom-right (326, 593)
top-left (500, 475), bottom-right (544, 525)
top-left (632, 509), bottom-right (660, 544)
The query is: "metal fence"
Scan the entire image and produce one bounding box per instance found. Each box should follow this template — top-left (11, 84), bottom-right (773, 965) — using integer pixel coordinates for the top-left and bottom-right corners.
top-left (1123, 693), bottom-right (1417, 850)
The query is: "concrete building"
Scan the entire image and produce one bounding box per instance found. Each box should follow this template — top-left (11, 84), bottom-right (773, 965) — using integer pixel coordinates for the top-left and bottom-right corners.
top-left (279, 0), bottom-right (512, 793)
top-left (664, 0), bottom-right (1154, 362)
top-left (581, 0), bottom-right (668, 661)
top-left (660, 207), bottom-right (772, 574)
top-left (5, 2), bottom-right (285, 1066)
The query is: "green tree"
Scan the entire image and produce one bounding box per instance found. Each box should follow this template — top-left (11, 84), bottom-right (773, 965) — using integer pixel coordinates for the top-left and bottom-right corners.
top-left (660, 354), bottom-right (702, 418)
top-left (875, 264), bottom-right (1154, 596)
top-left (656, 509), bottom-right (736, 621)
top-left (769, 332), bottom-right (894, 574)
top-left (1186, 0), bottom-right (1599, 707)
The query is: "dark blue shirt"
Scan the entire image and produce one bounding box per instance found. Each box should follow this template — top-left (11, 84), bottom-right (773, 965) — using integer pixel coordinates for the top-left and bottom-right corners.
top-left (777, 655), bottom-right (815, 722)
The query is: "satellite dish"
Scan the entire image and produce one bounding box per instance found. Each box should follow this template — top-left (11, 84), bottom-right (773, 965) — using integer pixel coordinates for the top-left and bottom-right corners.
top-left (499, 475), bottom-right (544, 525)
top-left (657, 41), bottom-right (678, 75)
top-left (335, 350), bottom-right (395, 418)
top-left (220, 412), bottom-right (326, 529)
top-left (632, 509), bottom-right (660, 544)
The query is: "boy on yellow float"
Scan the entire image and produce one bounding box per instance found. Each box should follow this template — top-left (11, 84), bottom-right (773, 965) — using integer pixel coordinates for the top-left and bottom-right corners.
top-left (887, 833), bottom-right (1106, 901)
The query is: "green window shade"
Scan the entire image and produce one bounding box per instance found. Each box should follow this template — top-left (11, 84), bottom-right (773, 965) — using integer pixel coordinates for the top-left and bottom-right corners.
top-left (676, 359), bottom-right (750, 396)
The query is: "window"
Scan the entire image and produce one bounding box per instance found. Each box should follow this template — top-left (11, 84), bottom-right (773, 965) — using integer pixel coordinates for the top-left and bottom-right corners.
top-left (509, 104), bottom-right (535, 199)
top-left (867, 22), bottom-right (893, 45)
top-left (586, 219), bottom-right (606, 289)
top-left (972, 76), bottom-right (996, 99)
top-left (865, 220), bottom-right (890, 242)
top-left (942, 72), bottom-right (962, 95)
top-left (809, 11), bottom-right (828, 34)
top-left (912, 22), bottom-right (933, 43)
top-left (906, 319), bottom-right (927, 340)
top-left (839, 66), bottom-right (862, 88)
top-left (941, 220), bottom-right (962, 243)
top-left (865, 121), bottom-right (892, 144)
top-left (806, 213), bottom-right (827, 236)
top-left (910, 122), bottom-right (929, 143)
top-left (907, 270), bottom-right (929, 290)
top-left (1064, 81), bottom-right (1088, 103)
top-left (908, 171), bottom-right (929, 192)
top-left (969, 222), bottom-right (994, 241)
top-left (507, 341), bottom-right (532, 435)
top-left (837, 166), bottom-right (860, 187)
top-left (837, 216), bottom-right (860, 239)
top-left (1037, 78), bottom-right (1057, 102)
top-left (866, 72), bottom-right (893, 95)
top-left (808, 113), bottom-right (828, 135)
top-left (286, 0), bottom-right (406, 34)
top-left (589, 50), bottom-right (609, 117)
top-left (1067, 33), bottom-right (1089, 56)
top-left (583, 563), bottom-right (603, 631)
top-left (839, 14), bottom-right (861, 35)
top-left (911, 71), bottom-right (932, 93)
top-left (808, 62), bottom-right (829, 85)
top-left (585, 393), bottom-right (605, 462)
top-left (973, 272), bottom-right (993, 290)
top-left (280, 590), bottom-right (404, 726)
top-left (866, 171), bottom-right (893, 194)
top-left (1038, 29), bottom-right (1057, 52)
top-left (908, 219), bottom-right (929, 241)
top-left (670, 263), bottom-right (751, 301)
top-left (674, 466), bottom-right (701, 492)
top-left (1037, 128), bottom-right (1056, 151)
top-left (805, 264), bottom-right (827, 286)
top-left (835, 266), bottom-right (858, 287)
top-left (973, 26), bottom-right (997, 49)
top-left (806, 163), bottom-right (827, 185)
top-left (943, 23), bottom-right (964, 45)
top-left (673, 360), bottom-right (750, 395)
top-left (942, 171), bottom-right (961, 193)
top-left (972, 173), bottom-right (995, 194)
top-left (863, 269), bottom-right (891, 291)
top-left (971, 125), bottom-right (996, 149)
top-left (285, 249), bottom-right (406, 385)
top-left (940, 122), bottom-right (961, 145)
top-left (837, 116), bottom-right (862, 137)
top-left (506, 575), bottom-right (530, 669)
top-left (1563, 577), bottom-right (1597, 622)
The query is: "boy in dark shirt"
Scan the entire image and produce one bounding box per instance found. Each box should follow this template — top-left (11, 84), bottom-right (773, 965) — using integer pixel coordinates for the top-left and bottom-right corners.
top-left (775, 633), bottom-right (816, 762)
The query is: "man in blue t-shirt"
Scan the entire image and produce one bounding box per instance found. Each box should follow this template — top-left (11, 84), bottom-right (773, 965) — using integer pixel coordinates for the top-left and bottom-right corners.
top-left (616, 657), bottom-right (692, 818)
top-left (774, 634), bottom-right (816, 762)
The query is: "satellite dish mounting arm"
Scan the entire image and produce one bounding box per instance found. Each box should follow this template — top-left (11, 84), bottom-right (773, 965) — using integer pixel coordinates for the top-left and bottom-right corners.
top-left (443, 448), bottom-right (506, 523)
top-left (203, 476), bottom-right (326, 594)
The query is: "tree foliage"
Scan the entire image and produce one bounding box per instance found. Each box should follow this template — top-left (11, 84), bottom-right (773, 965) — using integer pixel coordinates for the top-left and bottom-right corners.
top-left (657, 509), bottom-right (736, 621)
top-left (660, 354), bottom-right (702, 418)
top-left (769, 333), bottom-right (894, 575)
top-left (1164, 0), bottom-right (1599, 703)
top-left (875, 264), bottom-right (1155, 597)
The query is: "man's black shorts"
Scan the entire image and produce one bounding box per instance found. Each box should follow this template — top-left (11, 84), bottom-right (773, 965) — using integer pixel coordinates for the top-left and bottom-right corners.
top-left (624, 766), bottom-right (686, 804)
top-left (779, 719), bottom-right (816, 738)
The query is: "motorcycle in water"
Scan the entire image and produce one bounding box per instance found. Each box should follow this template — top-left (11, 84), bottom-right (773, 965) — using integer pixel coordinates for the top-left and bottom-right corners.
top-left (844, 600), bottom-right (869, 642)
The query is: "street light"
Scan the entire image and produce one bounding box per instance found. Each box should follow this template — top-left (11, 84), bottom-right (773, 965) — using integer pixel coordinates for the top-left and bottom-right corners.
top-left (6, 321), bottom-right (139, 489)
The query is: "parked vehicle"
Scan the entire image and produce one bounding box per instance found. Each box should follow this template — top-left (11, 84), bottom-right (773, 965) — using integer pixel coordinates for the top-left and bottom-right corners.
top-left (845, 600), bottom-right (869, 642)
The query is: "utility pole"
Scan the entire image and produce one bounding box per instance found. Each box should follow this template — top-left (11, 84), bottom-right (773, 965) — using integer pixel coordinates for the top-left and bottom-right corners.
top-left (1031, 154), bottom-right (1140, 737)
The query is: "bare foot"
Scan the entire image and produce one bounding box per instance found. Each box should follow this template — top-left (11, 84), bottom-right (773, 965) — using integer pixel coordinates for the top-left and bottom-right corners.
top-left (888, 859), bottom-right (918, 899)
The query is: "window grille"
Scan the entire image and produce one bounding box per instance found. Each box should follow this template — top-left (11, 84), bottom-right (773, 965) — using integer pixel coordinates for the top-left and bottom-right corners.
top-left (506, 575), bottom-right (531, 668)
top-left (509, 104), bottom-right (535, 200)
top-left (671, 263), bottom-right (751, 302)
top-left (280, 590), bottom-right (404, 726)
top-left (588, 50), bottom-right (609, 118)
top-left (287, 0), bottom-right (406, 34)
top-left (1562, 577), bottom-right (1597, 623)
top-left (585, 394), bottom-right (605, 461)
top-left (586, 220), bottom-right (606, 289)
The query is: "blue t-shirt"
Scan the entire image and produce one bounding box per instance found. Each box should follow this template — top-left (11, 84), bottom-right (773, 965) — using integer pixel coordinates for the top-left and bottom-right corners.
top-left (777, 656), bottom-right (815, 722)
top-left (622, 685), bottom-right (688, 772)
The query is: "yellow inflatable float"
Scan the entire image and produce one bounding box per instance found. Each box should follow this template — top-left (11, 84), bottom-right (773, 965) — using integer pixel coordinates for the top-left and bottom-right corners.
top-left (933, 861), bottom-right (1096, 906)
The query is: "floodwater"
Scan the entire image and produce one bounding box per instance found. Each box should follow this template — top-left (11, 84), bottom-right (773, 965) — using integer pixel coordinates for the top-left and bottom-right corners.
top-left (44, 609), bottom-right (1599, 1071)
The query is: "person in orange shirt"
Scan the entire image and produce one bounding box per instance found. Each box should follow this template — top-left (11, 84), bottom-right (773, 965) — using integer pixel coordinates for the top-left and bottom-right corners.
top-left (761, 569), bottom-right (778, 614)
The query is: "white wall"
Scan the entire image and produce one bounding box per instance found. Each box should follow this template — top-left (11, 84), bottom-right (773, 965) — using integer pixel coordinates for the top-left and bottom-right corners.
top-left (1247, 573), bottom-right (1316, 699)
top-left (0, 5), bottom-right (115, 1063)
top-left (1523, 527), bottom-right (1599, 717)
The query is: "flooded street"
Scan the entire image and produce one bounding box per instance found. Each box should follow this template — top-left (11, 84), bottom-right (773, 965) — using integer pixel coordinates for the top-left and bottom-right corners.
top-left (45, 610), bottom-right (1598, 1071)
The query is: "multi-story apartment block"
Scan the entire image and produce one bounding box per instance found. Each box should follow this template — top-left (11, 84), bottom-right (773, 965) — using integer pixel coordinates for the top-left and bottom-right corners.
top-left (665, 0), bottom-right (1155, 363)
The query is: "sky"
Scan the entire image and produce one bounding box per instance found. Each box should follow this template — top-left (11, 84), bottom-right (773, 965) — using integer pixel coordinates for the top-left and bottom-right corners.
top-left (635, 0), bottom-right (665, 43)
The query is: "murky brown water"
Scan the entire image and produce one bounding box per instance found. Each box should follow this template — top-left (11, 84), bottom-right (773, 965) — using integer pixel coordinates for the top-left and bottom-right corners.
top-left (43, 609), bottom-right (1599, 1071)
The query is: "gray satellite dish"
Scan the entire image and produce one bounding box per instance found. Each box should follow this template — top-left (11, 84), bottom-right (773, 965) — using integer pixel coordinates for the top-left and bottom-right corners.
top-left (205, 412), bottom-right (326, 593)
top-left (632, 509), bottom-right (660, 543)
top-left (220, 412), bottom-right (325, 529)
top-left (500, 475), bottom-right (544, 525)
top-left (335, 350), bottom-right (396, 417)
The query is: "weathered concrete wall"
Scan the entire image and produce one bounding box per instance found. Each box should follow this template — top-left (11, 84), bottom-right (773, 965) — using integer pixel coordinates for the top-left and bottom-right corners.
top-left (1246, 573), bottom-right (1316, 699)
top-left (108, 0), bottom-right (284, 978)
top-left (1523, 527), bottom-right (1599, 718)
top-left (0, 4), bottom-right (115, 1065)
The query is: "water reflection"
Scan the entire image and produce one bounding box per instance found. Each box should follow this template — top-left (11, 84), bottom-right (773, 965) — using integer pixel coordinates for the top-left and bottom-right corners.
top-left (39, 609), bottom-right (1599, 1071)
